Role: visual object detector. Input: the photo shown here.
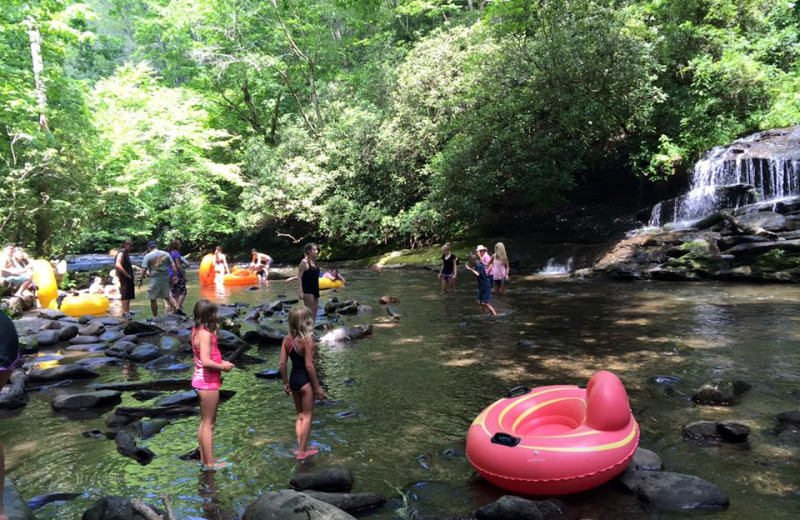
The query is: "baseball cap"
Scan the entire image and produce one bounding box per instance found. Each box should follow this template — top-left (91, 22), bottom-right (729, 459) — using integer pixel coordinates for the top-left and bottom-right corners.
top-left (476, 245), bottom-right (487, 251)
top-left (147, 240), bottom-right (157, 248)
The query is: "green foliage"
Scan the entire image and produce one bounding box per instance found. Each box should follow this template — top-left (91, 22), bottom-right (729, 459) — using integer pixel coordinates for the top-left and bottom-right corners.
top-left (2, 0), bottom-right (799, 254)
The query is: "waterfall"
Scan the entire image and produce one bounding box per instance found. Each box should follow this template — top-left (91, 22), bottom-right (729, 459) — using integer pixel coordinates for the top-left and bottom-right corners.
top-left (538, 257), bottom-right (574, 275)
top-left (649, 127), bottom-right (800, 227)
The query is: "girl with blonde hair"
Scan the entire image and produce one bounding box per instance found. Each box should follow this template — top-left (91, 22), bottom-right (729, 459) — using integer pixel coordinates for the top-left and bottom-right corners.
top-left (280, 306), bottom-right (326, 459)
top-left (438, 243), bottom-right (458, 293)
top-left (491, 242), bottom-right (510, 294)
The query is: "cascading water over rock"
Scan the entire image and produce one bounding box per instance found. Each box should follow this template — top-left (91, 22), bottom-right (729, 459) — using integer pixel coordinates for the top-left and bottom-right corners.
top-left (649, 127), bottom-right (800, 227)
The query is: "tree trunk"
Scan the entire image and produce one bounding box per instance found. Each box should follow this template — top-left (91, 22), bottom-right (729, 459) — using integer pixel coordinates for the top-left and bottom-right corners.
top-left (27, 17), bottom-right (51, 255)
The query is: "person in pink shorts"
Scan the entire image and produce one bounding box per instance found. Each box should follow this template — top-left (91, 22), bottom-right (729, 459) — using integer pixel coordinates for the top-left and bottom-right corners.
top-left (191, 299), bottom-right (234, 470)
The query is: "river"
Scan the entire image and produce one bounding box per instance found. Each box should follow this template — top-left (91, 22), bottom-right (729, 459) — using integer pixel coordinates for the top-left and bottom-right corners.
top-left (2, 268), bottom-right (799, 519)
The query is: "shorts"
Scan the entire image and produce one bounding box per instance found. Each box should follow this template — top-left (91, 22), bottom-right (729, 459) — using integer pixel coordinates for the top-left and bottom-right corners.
top-left (147, 278), bottom-right (171, 300)
top-left (3, 275), bottom-right (29, 288)
top-left (441, 273), bottom-right (454, 281)
top-left (119, 276), bottom-right (135, 301)
top-left (192, 377), bottom-right (221, 391)
top-left (170, 276), bottom-right (187, 297)
top-left (477, 286), bottom-right (492, 304)
top-left (493, 278), bottom-right (508, 287)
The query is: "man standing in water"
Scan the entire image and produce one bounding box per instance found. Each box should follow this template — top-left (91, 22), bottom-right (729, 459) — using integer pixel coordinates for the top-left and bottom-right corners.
top-left (141, 241), bottom-right (183, 317)
top-left (250, 249), bottom-right (273, 282)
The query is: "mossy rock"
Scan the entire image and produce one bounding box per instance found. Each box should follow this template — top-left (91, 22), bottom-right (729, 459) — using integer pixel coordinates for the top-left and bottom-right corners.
top-left (664, 251), bottom-right (724, 272)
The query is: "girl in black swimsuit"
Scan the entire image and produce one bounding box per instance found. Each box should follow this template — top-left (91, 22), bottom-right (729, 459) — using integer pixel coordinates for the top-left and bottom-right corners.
top-left (297, 243), bottom-right (321, 321)
top-left (279, 306), bottom-right (326, 460)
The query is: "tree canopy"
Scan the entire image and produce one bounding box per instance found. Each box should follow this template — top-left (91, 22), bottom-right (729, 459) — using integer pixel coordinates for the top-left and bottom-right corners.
top-left (1, 0), bottom-right (798, 254)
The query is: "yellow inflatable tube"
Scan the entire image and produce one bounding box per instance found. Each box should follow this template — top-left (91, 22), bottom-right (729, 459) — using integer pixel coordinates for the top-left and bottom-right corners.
top-left (32, 259), bottom-right (58, 308)
top-left (318, 277), bottom-right (344, 290)
top-left (50, 294), bottom-right (110, 317)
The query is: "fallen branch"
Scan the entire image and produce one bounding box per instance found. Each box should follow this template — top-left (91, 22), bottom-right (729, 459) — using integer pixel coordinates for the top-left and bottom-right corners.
top-left (276, 231), bottom-right (306, 244)
top-left (130, 499), bottom-right (163, 520)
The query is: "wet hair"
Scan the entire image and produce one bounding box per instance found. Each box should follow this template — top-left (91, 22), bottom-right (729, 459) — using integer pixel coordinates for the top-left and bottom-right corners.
top-left (193, 299), bottom-right (219, 334)
top-left (494, 242), bottom-right (508, 263)
top-left (441, 243), bottom-right (451, 254)
top-left (288, 306), bottom-right (314, 340)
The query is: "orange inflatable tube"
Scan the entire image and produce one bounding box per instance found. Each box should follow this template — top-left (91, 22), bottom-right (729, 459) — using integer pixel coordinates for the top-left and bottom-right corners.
top-left (223, 267), bottom-right (258, 286)
top-left (466, 370), bottom-right (638, 495)
top-left (199, 254), bottom-right (216, 286)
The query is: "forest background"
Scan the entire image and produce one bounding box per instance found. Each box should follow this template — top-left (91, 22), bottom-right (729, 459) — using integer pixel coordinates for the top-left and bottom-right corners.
top-left (1, 0), bottom-right (798, 258)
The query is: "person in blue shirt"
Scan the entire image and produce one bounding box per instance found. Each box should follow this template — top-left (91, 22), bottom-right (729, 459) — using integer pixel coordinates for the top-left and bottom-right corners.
top-left (465, 253), bottom-right (497, 316)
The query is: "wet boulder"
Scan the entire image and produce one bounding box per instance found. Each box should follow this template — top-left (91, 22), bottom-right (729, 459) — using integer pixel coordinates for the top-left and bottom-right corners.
top-left (301, 491), bottom-right (386, 514)
top-left (129, 344), bottom-right (161, 362)
top-left (66, 343), bottom-right (108, 353)
top-left (40, 320), bottom-right (63, 330)
top-left (52, 390), bottom-right (122, 411)
top-left (82, 496), bottom-right (164, 520)
top-left (123, 321), bottom-right (163, 336)
top-left (683, 421), bottom-right (750, 443)
top-left (125, 418), bottom-right (170, 439)
top-left (325, 300), bottom-right (359, 315)
top-left (35, 330), bottom-right (60, 346)
top-left (290, 466), bottom-right (353, 492)
top-left (70, 335), bottom-right (104, 345)
top-left (243, 326), bottom-right (286, 345)
top-left (93, 317), bottom-right (123, 327)
top-left (155, 389), bottom-right (235, 407)
top-left (76, 357), bottom-right (120, 368)
top-left (94, 379), bottom-right (192, 392)
top-left (618, 469), bottom-right (729, 512)
top-left (114, 335), bottom-right (139, 344)
top-left (38, 308), bottom-right (66, 320)
top-left (733, 211), bottom-right (792, 233)
top-left (244, 490), bottom-right (355, 520)
top-left (775, 410), bottom-right (800, 434)
top-left (0, 370), bottom-right (29, 410)
top-left (255, 369), bottom-right (281, 380)
top-left (78, 322), bottom-right (105, 336)
top-left (106, 410), bottom-right (137, 429)
top-left (629, 447), bottom-right (663, 471)
top-left (98, 331), bottom-right (124, 343)
top-left (159, 336), bottom-right (181, 350)
top-left (692, 379), bottom-right (751, 405)
top-left (386, 307), bottom-right (401, 319)
top-left (319, 325), bottom-right (373, 344)
top-left (378, 296), bottom-right (399, 304)
top-left (132, 390), bottom-right (164, 401)
top-left (475, 495), bottom-right (563, 520)
top-left (217, 329), bottom-right (249, 351)
top-left (2, 479), bottom-right (36, 519)
top-left (115, 430), bottom-right (155, 465)
top-left (28, 365), bottom-right (99, 383)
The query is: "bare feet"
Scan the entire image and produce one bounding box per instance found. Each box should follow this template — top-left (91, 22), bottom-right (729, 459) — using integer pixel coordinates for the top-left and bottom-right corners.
top-left (296, 447), bottom-right (319, 460)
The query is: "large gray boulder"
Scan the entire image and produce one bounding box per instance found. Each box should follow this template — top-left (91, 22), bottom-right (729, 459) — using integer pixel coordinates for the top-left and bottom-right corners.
top-left (619, 469), bottom-right (729, 511)
top-left (52, 390), bottom-right (122, 410)
top-left (244, 490), bottom-right (355, 520)
top-left (217, 330), bottom-right (249, 351)
top-left (81, 496), bottom-right (163, 520)
top-left (28, 364), bottom-right (99, 383)
top-left (3, 479), bottom-right (36, 519)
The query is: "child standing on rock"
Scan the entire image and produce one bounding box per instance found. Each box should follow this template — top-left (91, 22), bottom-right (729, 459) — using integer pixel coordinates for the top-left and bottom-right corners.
top-left (191, 299), bottom-right (234, 470)
top-left (280, 306), bottom-right (326, 460)
top-left (465, 253), bottom-right (497, 316)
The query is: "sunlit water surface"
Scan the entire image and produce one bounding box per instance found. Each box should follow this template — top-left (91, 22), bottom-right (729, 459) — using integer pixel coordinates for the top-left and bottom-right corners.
top-left (2, 269), bottom-right (799, 519)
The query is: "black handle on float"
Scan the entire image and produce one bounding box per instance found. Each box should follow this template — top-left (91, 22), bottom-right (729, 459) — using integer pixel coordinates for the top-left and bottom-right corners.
top-left (491, 432), bottom-right (521, 447)
top-left (506, 386), bottom-right (530, 398)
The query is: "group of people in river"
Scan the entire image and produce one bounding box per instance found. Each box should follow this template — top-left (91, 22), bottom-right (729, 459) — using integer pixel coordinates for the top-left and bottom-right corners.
top-left (439, 242), bottom-right (511, 316)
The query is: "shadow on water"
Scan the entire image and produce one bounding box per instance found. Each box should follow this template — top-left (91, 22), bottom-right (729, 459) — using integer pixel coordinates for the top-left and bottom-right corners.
top-left (2, 269), bottom-right (799, 518)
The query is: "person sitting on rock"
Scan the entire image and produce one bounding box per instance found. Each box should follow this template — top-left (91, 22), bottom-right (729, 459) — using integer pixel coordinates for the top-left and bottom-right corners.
top-left (0, 244), bottom-right (33, 298)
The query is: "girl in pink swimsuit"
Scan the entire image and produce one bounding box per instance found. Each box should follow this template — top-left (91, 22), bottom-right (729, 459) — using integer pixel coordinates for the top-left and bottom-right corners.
top-left (192, 299), bottom-right (235, 470)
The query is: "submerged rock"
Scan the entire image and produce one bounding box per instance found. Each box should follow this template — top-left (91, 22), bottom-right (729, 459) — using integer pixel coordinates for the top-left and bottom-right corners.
top-left (290, 466), bottom-right (353, 492)
top-left (618, 469), bottom-right (729, 512)
top-left (475, 495), bottom-right (563, 520)
top-left (319, 325), bottom-right (373, 344)
top-left (52, 390), bottom-right (122, 411)
top-left (115, 430), bottom-right (155, 465)
top-left (0, 370), bottom-right (29, 409)
top-left (629, 447), bottom-right (663, 471)
top-left (692, 379), bottom-right (751, 406)
top-left (2, 479), bottom-right (35, 519)
top-left (683, 421), bottom-right (751, 443)
top-left (26, 492), bottom-right (82, 510)
top-left (301, 491), bottom-right (386, 514)
top-left (125, 418), bottom-right (170, 439)
top-left (244, 490), bottom-right (355, 520)
top-left (82, 496), bottom-right (164, 520)
top-left (28, 365), bottom-right (99, 383)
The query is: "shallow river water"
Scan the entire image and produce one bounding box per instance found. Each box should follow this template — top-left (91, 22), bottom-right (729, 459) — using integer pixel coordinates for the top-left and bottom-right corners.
top-left (3, 268), bottom-right (799, 519)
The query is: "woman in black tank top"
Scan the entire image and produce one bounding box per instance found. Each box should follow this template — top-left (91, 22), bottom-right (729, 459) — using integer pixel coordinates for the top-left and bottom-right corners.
top-left (297, 243), bottom-right (320, 321)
